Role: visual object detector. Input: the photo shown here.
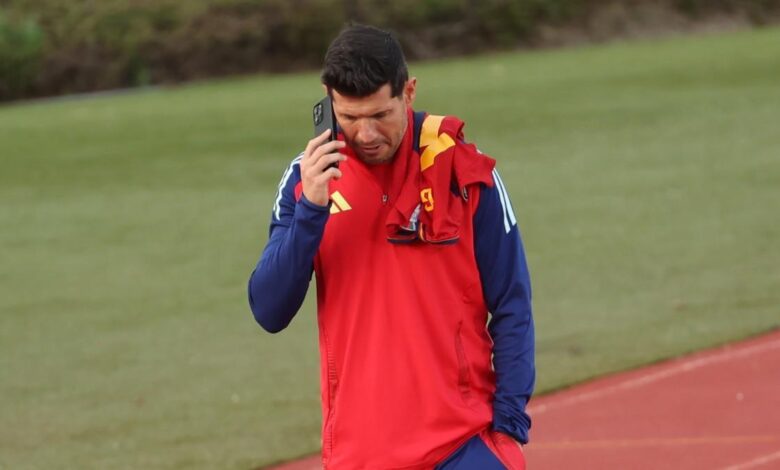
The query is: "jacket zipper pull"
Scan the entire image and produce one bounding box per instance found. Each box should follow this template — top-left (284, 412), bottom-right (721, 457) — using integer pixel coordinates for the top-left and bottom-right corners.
top-left (382, 194), bottom-right (388, 205)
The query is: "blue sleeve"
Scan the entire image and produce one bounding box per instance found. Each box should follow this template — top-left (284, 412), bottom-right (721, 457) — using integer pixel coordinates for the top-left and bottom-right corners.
top-left (474, 168), bottom-right (536, 444)
top-left (247, 154), bottom-right (330, 333)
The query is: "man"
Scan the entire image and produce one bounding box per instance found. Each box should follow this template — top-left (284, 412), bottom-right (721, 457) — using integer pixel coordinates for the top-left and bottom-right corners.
top-left (248, 24), bottom-right (534, 470)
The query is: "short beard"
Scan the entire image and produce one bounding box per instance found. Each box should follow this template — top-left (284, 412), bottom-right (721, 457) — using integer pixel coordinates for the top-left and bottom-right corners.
top-left (362, 149), bottom-right (396, 165)
top-left (364, 110), bottom-right (407, 165)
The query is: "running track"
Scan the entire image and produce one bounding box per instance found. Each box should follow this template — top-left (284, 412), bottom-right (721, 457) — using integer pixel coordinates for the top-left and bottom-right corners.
top-left (265, 330), bottom-right (780, 469)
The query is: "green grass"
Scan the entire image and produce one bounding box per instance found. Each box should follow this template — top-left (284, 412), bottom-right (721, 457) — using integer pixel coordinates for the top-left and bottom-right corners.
top-left (2, 27), bottom-right (779, 469)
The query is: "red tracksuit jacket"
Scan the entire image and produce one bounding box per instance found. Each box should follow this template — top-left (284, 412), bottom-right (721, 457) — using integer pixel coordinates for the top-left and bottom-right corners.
top-left (249, 110), bottom-right (534, 469)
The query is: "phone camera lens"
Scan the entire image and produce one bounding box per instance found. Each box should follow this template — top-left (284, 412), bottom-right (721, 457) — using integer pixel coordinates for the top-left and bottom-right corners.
top-left (313, 104), bottom-right (323, 124)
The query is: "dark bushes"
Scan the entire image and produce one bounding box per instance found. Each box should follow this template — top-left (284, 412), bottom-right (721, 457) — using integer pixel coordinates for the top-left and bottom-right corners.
top-left (0, 11), bottom-right (44, 100)
top-left (0, 0), bottom-right (778, 101)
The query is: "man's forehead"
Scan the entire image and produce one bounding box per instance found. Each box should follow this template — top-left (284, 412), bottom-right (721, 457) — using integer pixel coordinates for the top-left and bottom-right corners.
top-left (331, 84), bottom-right (397, 115)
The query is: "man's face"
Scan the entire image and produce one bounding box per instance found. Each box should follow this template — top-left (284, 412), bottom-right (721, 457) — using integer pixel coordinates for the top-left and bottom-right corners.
top-left (331, 79), bottom-right (416, 165)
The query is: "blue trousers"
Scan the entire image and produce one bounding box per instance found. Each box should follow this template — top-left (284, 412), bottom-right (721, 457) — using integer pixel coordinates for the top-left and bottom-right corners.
top-left (435, 433), bottom-right (509, 470)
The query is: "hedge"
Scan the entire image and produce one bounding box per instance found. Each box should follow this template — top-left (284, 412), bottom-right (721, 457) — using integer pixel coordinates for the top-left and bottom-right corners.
top-left (0, 0), bottom-right (778, 101)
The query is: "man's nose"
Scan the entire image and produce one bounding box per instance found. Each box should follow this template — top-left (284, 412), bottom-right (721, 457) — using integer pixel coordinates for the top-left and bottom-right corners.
top-left (355, 120), bottom-right (379, 144)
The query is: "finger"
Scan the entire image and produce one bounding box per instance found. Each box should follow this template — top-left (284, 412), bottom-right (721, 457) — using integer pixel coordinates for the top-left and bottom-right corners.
top-left (308, 145), bottom-right (345, 172)
top-left (304, 129), bottom-right (334, 160)
top-left (309, 139), bottom-right (346, 165)
top-left (310, 151), bottom-right (346, 173)
top-left (314, 167), bottom-right (343, 185)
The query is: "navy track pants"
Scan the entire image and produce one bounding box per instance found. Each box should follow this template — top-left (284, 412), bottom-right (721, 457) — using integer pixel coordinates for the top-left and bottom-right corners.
top-left (435, 429), bottom-right (526, 470)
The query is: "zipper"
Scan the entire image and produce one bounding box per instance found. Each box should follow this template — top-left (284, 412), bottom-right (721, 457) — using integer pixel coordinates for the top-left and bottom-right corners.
top-left (455, 321), bottom-right (472, 402)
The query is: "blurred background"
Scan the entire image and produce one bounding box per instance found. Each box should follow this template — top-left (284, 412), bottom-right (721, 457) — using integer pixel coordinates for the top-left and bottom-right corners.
top-left (1, 1), bottom-right (779, 469)
top-left (2, 0), bottom-right (780, 101)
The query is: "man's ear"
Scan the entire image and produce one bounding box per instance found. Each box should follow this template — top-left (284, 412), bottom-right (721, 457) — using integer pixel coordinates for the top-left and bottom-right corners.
top-left (404, 78), bottom-right (417, 107)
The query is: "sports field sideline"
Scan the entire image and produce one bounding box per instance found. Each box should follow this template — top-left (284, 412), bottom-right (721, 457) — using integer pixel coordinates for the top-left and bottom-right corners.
top-left (1, 27), bottom-right (779, 469)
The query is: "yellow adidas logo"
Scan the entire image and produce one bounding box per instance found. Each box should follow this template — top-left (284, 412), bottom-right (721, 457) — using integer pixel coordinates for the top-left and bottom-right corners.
top-left (330, 191), bottom-right (352, 214)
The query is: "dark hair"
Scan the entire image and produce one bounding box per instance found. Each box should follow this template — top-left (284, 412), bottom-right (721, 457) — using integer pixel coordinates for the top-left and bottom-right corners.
top-left (321, 24), bottom-right (408, 98)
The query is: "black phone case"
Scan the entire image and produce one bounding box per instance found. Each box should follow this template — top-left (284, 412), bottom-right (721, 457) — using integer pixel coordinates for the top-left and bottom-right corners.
top-left (313, 96), bottom-right (337, 139)
top-left (313, 96), bottom-right (339, 169)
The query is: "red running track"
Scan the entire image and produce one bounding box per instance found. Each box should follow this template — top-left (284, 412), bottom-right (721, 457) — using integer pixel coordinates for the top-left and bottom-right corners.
top-left (525, 329), bottom-right (780, 469)
top-left (265, 330), bottom-right (780, 470)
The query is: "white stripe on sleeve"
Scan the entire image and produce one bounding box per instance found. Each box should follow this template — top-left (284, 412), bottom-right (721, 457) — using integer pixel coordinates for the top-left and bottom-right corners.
top-left (492, 169), bottom-right (518, 233)
top-left (493, 169), bottom-right (511, 234)
top-left (273, 154), bottom-right (303, 220)
top-left (493, 169), bottom-right (517, 227)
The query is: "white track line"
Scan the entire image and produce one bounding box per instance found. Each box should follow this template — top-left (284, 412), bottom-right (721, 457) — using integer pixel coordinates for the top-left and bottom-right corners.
top-left (720, 449), bottom-right (780, 470)
top-left (534, 435), bottom-right (780, 450)
top-left (528, 335), bottom-right (780, 416)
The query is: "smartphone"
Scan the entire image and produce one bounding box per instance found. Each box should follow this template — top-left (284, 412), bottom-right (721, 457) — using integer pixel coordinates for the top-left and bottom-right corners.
top-left (313, 96), bottom-right (339, 169)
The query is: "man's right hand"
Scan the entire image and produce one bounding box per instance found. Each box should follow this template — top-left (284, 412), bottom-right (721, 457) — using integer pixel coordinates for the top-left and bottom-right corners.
top-left (301, 129), bottom-right (347, 207)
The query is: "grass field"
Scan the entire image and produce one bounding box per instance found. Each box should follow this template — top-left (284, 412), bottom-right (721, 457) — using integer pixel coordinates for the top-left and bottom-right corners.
top-left (1, 27), bottom-right (779, 469)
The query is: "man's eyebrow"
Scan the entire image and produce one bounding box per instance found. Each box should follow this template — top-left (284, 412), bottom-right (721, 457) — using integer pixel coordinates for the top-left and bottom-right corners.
top-left (339, 108), bottom-right (392, 119)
